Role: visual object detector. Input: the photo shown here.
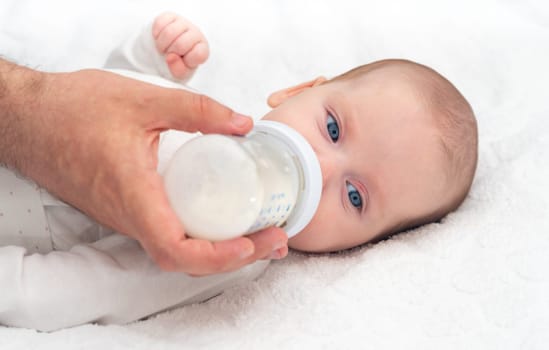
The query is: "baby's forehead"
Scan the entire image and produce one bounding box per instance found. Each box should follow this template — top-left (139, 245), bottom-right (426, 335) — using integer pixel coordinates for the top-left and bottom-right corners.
top-left (337, 68), bottom-right (444, 159)
top-left (346, 65), bottom-right (429, 94)
top-left (337, 69), bottom-right (429, 119)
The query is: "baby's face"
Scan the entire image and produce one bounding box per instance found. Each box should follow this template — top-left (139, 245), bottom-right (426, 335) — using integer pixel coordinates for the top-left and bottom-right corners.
top-left (263, 69), bottom-right (448, 252)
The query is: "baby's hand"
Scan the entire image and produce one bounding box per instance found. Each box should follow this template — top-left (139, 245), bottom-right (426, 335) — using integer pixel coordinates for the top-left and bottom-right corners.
top-left (152, 12), bottom-right (210, 80)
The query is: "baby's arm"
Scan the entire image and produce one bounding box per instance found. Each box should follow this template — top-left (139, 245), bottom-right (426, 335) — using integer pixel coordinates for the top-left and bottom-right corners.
top-left (104, 12), bottom-right (209, 82)
top-left (0, 234), bottom-right (268, 331)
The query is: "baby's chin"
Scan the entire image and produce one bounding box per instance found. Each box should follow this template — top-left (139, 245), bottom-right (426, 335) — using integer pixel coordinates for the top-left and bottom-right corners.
top-left (288, 226), bottom-right (378, 253)
top-left (288, 230), bottom-right (343, 253)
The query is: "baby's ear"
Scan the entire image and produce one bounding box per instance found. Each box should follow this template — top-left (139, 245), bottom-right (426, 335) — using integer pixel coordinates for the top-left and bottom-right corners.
top-left (267, 76), bottom-right (327, 108)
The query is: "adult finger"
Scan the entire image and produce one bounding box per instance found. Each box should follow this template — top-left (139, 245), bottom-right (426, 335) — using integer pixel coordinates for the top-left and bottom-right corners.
top-left (167, 227), bottom-right (287, 276)
top-left (165, 236), bottom-right (256, 275)
top-left (117, 171), bottom-right (187, 270)
top-left (239, 227), bottom-right (289, 264)
top-left (124, 171), bottom-right (263, 274)
top-left (192, 227), bottom-right (289, 276)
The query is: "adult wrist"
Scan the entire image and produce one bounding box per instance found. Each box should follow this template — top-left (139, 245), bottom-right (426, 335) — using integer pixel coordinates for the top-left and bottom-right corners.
top-left (0, 59), bottom-right (47, 174)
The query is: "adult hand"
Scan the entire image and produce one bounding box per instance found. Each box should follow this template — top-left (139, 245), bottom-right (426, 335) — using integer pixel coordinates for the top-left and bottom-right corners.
top-left (0, 60), bottom-right (288, 275)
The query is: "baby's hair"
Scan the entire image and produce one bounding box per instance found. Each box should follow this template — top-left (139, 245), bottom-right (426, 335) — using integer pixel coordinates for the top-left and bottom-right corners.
top-left (330, 59), bottom-right (478, 241)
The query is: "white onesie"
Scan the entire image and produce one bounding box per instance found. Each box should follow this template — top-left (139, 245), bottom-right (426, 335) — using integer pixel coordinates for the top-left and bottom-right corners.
top-left (0, 22), bottom-right (269, 332)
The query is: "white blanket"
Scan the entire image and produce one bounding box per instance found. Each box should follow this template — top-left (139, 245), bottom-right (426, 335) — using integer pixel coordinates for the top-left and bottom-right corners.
top-left (1, 0), bottom-right (548, 348)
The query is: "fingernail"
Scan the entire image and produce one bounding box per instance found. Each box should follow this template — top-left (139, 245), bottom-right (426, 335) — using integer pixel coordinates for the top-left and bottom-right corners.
top-left (273, 240), bottom-right (287, 251)
top-left (267, 250), bottom-right (281, 260)
top-left (231, 112), bottom-right (251, 128)
top-left (240, 245), bottom-right (254, 259)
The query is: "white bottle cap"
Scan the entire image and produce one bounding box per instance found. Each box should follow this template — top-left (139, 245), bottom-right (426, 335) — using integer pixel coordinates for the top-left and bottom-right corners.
top-left (252, 121), bottom-right (322, 238)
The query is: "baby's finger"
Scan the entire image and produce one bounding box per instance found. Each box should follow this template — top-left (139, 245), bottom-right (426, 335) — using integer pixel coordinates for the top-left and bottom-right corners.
top-left (152, 12), bottom-right (178, 38)
top-left (165, 53), bottom-right (191, 80)
top-left (182, 41), bottom-right (209, 69)
top-left (155, 19), bottom-right (192, 53)
top-left (166, 29), bottom-right (205, 58)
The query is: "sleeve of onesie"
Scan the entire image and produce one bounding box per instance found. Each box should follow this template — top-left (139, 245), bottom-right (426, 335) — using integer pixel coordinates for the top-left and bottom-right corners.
top-left (0, 234), bottom-right (269, 332)
top-left (103, 19), bottom-right (191, 83)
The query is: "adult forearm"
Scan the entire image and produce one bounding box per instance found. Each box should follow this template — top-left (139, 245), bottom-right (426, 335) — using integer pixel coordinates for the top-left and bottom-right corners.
top-left (0, 58), bottom-right (46, 174)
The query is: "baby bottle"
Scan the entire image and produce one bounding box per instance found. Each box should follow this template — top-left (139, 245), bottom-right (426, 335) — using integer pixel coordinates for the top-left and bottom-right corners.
top-left (163, 120), bottom-right (322, 241)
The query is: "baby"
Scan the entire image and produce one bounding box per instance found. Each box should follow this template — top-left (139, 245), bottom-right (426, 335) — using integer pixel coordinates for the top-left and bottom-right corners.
top-left (0, 12), bottom-right (477, 331)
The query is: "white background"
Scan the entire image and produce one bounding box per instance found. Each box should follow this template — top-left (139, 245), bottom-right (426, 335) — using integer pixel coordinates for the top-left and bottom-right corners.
top-left (1, 0), bottom-right (548, 349)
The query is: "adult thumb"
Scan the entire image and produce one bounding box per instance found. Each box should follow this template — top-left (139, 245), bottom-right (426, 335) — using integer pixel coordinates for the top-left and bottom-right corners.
top-left (155, 87), bottom-right (253, 135)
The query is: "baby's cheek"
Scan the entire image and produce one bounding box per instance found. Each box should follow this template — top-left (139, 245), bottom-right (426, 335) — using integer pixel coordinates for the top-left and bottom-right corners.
top-left (287, 202), bottom-right (335, 252)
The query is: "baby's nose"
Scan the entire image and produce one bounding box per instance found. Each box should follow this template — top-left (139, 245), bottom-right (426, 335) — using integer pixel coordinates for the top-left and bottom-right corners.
top-left (317, 153), bottom-right (336, 187)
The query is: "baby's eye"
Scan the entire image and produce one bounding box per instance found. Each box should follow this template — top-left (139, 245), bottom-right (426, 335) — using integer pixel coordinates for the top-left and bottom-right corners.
top-left (346, 182), bottom-right (363, 210)
top-left (326, 114), bottom-right (339, 142)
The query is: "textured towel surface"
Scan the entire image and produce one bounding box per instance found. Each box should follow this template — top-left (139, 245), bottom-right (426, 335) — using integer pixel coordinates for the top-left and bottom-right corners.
top-left (1, 0), bottom-right (548, 349)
